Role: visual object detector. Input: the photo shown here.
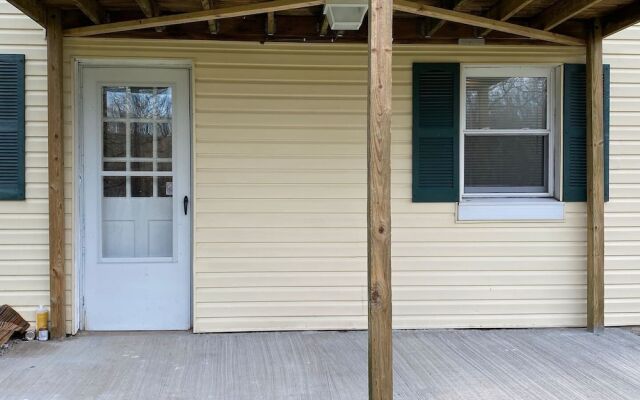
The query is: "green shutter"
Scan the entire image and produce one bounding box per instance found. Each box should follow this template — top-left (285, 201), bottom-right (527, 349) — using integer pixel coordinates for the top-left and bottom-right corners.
top-left (0, 54), bottom-right (25, 200)
top-left (412, 63), bottom-right (460, 202)
top-left (563, 63), bottom-right (610, 202)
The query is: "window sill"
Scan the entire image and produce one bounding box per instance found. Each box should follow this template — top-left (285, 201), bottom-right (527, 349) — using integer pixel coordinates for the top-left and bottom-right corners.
top-left (457, 198), bottom-right (565, 222)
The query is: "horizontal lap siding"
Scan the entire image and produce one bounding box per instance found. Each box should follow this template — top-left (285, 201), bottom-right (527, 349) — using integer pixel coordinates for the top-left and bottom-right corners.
top-left (604, 25), bottom-right (640, 326)
top-left (62, 39), bottom-right (591, 332)
top-left (0, 2), bottom-right (57, 329)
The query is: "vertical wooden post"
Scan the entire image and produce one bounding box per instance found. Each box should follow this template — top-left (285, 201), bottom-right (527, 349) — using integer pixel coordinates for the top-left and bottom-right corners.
top-left (586, 18), bottom-right (605, 333)
top-left (47, 8), bottom-right (66, 339)
top-left (367, 0), bottom-right (393, 398)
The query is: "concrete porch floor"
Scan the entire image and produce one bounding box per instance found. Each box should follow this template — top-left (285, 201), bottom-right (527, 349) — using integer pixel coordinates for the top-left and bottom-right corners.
top-left (1, 328), bottom-right (640, 400)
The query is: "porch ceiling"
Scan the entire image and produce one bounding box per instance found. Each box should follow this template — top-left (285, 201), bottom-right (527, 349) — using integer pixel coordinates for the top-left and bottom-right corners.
top-left (9, 0), bottom-right (640, 44)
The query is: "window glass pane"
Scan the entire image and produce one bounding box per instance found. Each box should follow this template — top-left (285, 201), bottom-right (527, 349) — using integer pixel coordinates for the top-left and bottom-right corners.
top-left (464, 135), bottom-right (547, 193)
top-left (157, 123), bottom-right (172, 158)
top-left (131, 122), bottom-right (153, 158)
top-left (131, 176), bottom-right (153, 197)
top-left (130, 87), bottom-right (155, 118)
top-left (466, 77), bottom-right (547, 130)
top-left (131, 162), bottom-right (153, 171)
top-left (103, 87), bottom-right (127, 118)
top-left (103, 162), bottom-right (126, 171)
top-left (155, 88), bottom-right (172, 119)
top-left (158, 177), bottom-right (173, 198)
top-left (103, 176), bottom-right (126, 197)
top-left (103, 122), bottom-right (126, 157)
top-left (157, 162), bottom-right (172, 172)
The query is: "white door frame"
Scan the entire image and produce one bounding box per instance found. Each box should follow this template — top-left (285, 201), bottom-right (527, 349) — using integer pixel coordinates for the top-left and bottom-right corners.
top-left (73, 59), bottom-right (194, 332)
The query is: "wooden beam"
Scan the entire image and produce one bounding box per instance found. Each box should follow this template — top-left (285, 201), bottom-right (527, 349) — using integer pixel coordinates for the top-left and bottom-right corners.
top-left (6, 0), bottom-right (46, 27)
top-left (46, 8), bottom-right (66, 340)
top-left (393, 0), bottom-right (585, 46)
top-left (266, 12), bottom-right (276, 35)
top-left (367, 0), bottom-right (392, 397)
top-left (200, 0), bottom-right (220, 34)
top-left (64, 0), bottom-right (324, 37)
top-left (533, 0), bottom-right (605, 31)
top-left (480, 0), bottom-right (535, 37)
top-left (72, 0), bottom-right (105, 24)
top-left (586, 18), bottom-right (605, 334)
top-left (602, 2), bottom-right (640, 38)
top-left (426, 0), bottom-right (473, 37)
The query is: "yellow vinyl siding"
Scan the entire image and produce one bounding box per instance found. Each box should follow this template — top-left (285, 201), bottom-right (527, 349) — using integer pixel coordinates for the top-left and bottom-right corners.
top-left (604, 24), bottom-right (640, 326)
top-left (0, 1), bottom-right (52, 328)
top-left (62, 39), bottom-right (591, 332)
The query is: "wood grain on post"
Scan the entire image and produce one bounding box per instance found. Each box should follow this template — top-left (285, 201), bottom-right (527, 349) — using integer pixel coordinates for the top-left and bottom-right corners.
top-left (586, 19), bottom-right (605, 333)
top-left (367, 0), bottom-right (393, 398)
top-left (47, 9), bottom-right (66, 339)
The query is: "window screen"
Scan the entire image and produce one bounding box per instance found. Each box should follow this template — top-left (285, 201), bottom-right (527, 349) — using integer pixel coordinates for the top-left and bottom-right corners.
top-left (464, 135), bottom-right (547, 193)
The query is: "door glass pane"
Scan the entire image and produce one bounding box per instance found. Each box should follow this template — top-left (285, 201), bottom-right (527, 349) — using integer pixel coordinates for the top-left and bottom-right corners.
top-left (131, 122), bottom-right (153, 158)
top-left (157, 123), bottom-right (172, 158)
top-left (103, 86), bottom-right (127, 118)
top-left (103, 122), bottom-right (126, 157)
top-left (101, 86), bottom-right (174, 259)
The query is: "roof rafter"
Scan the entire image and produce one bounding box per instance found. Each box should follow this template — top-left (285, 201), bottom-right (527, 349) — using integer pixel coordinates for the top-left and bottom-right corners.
top-left (533, 0), bottom-right (606, 31)
top-left (602, 1), bottom-right (640, 37)
top-left (200, 0), bottom-right (220, 34)
top-left (64, 0), bottom-right (324, 37)
top-left (6, 0), bottom-right (46, 27)
top-left (394, 0), bottom-right (585, 46)
top-left (266, 11), bottom-right (276, 35)
top-left (319, 14), bottom-right (330, 36)
top-left (134, 0), bottom-right (160, 18)
top-left (480, 0), bottom-right (535, 37)
top-left (426, 0), bottom-right (473, 37)
top-left (72, 0), bottom-right (106, 25)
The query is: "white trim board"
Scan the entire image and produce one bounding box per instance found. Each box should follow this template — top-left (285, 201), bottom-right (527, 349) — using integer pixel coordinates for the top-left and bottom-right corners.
top-left (457, 198), bottom-right (565, 222)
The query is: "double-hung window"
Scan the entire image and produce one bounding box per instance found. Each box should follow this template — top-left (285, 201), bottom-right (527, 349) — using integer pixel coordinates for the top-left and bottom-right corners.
top-left (461, 66), bottom-right (554, 198)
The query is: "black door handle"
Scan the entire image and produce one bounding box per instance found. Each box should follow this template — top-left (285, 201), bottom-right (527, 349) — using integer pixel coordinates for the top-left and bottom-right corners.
top-left (183, 195), bottom-right (189, 215)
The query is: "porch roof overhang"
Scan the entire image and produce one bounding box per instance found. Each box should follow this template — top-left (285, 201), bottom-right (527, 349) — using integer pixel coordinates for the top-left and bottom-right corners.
top-left (8, 0), bottom-right (640, 46)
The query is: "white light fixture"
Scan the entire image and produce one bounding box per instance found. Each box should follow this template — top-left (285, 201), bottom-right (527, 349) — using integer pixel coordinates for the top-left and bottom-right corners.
top-left (323, 0), bottom-right (368, 31)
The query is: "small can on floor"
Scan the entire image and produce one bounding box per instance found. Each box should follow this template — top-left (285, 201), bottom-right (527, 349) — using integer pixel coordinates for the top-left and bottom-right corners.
top-left (24, 329), bottom-right (36, 341)
top-left (37, 329), bottom-right (49, 341)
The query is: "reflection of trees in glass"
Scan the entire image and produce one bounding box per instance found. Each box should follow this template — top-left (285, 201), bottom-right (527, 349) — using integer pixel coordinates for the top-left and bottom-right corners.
top-left (157, 123), bottom-right (172, 158)
top-left (466, 77), bottom-right (547, 129)
top-left (103, 87), bottom-right (127, 118)
top-left (102, 86), bottom-right (173, 199)
top-left (103, 87), bottom-right (172, 119)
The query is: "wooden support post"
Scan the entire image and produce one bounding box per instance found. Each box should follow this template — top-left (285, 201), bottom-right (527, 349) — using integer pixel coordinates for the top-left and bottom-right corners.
top-left (586, 19), bottom-right (605, 333)
top-left (46, 9), bottom-right (66, 339)
top-left (367, 0), bottom-right (392, 398)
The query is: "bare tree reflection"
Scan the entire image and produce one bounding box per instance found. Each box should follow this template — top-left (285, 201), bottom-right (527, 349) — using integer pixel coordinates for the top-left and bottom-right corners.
top-left (466, 77), bottom-right (547, 130)
top-left (101, 86), bottom-right (173, 198)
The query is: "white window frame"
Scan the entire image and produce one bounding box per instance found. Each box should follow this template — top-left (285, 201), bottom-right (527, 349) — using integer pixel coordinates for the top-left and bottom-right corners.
top-left (460, 65), bottom-right (556, 200)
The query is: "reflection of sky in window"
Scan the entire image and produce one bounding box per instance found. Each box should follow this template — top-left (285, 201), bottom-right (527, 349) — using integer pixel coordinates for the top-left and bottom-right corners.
top-left (103, 87), bottom-right (172, 119)
top-left (466, 77), bottom-right (547, 130)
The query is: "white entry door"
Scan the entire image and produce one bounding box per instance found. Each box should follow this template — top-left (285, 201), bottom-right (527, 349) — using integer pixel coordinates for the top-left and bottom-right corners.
top-left (81, 66), bottom-right (191, 330)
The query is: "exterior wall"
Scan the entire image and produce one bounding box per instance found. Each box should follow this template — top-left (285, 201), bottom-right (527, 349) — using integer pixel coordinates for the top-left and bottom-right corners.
top-left (1, 0), bottom-right (639, 333)
top-left (63, 39), bottom-right (589, 332)
top-left (0, 2), bottom-right (57, 329)
top-left (604, 25), bottom-right (640, 326)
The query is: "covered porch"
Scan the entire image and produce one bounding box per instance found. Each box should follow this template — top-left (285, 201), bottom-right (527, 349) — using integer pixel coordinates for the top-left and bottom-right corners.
top-left (5, 0), bottom-right (640, 399)
top-left (3, 328), bottom-right (640, 399)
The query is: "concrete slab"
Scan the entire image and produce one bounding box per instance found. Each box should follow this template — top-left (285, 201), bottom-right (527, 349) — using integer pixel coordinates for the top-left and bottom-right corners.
top-left (1, 328), bottom-right (640, 399)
